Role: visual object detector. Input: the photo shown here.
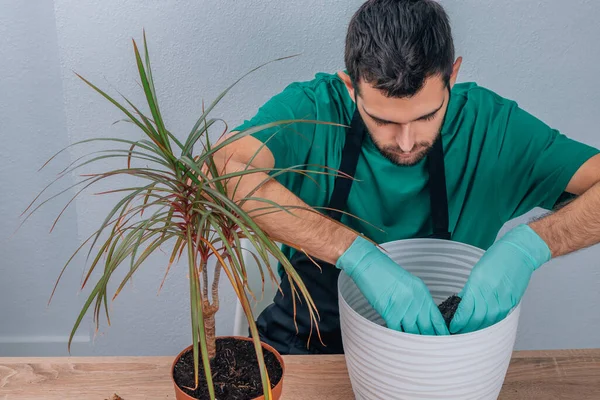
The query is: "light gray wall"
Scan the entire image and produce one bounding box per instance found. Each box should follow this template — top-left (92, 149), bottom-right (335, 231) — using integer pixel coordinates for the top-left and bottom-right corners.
top-left (1, 0), bottom-right (598, 356)
top-left (0, 0), bottom-right (90, 356)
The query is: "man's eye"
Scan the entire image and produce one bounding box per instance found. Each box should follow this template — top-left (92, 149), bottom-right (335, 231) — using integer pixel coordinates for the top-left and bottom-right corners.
top-left (373, 119), bottom-right (388, 127)
top-left (421, 113), bottom-right (436, 122)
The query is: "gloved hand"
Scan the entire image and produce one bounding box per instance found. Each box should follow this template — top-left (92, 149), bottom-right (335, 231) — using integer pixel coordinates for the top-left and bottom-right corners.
top-left (450, 224), bottom-right (552, 334)
top-left (337, 236), bottom-right (449, 336)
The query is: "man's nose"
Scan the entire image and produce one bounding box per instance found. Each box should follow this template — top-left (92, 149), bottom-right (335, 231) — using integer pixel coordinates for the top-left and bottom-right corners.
top-left (396, 124), bottom-right (415, 152)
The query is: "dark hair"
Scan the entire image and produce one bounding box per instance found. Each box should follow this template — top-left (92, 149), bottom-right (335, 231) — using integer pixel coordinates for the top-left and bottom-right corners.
top-left (344, 0), bottom-right (455, 98)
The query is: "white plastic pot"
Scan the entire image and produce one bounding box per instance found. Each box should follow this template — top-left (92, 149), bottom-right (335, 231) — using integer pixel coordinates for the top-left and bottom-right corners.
top-left (338, 239), bottom-right (520, 400)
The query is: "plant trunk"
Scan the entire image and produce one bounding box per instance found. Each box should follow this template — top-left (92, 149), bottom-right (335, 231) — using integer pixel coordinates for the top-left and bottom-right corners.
top-left (204, 308), bottom-right (217, 359)
top-left (204, 258), bottom-right (222, 360)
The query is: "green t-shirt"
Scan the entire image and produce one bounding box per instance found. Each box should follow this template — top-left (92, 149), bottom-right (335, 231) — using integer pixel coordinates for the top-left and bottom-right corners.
top-left (233, 72), bottom-right (598, 263)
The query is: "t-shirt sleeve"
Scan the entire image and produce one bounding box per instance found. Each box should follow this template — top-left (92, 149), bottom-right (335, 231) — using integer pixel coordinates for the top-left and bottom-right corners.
top-left (232, 83), bottom-right (317, 170)
top-left (495, 102), bottom-right (599, 220)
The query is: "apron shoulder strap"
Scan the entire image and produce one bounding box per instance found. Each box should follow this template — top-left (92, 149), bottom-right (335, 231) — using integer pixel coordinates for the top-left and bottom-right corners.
top-left (427, 136), bottom-right (451, 240)
top-left (327, 110), bottom-right (365, 221)
top-left (427, 85), bottom-right (452, 240)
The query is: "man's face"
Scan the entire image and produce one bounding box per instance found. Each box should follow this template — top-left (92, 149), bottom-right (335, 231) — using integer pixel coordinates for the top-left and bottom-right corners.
top-left (355, 75), bottom-right (450, 166)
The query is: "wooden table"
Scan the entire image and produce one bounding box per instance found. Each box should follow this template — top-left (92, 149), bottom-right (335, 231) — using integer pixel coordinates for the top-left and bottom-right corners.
top-left (1, 349), bottom-right (599, 399)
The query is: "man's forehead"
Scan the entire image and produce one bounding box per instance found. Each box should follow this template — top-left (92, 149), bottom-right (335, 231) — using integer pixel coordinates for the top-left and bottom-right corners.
top-left (359, 76), bottom-right (447, 123)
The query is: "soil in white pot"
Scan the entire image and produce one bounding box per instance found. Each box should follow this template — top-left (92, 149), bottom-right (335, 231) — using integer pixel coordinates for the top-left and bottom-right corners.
top-left (173, 337), bottom-right (283, 400)
top-left (438, 294), bottom-right (462, 329)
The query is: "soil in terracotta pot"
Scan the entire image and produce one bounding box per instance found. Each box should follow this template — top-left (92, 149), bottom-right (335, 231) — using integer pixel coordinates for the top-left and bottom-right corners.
top-left (173, 337), bottom-right (283, 400)
top-left (438, 294), bottom-right (461, 329)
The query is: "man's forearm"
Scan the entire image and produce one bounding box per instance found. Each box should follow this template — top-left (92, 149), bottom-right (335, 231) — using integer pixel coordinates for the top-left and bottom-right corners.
top-left (529, 182), bottom-right (600, 257)
top-left (216, 158), bottom-right (358, 265)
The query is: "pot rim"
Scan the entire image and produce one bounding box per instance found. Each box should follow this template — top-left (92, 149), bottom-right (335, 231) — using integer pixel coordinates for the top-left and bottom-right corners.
top-left (170, 335), bottom-right (285, 400)
top-left (338, 238), bottom-right (521, 340)
top-left (376, 237), bottom-right (486, 255)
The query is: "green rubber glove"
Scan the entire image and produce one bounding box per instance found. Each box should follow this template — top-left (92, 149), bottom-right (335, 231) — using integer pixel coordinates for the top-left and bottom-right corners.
top-left (337, 236), bottom-right (449, 336)
top-left (450, 224), bottom-right (552, 334)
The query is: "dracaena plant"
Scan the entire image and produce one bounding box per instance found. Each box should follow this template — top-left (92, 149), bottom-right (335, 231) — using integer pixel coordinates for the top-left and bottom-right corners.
top-left (21, 32), bottom-right (358, 400)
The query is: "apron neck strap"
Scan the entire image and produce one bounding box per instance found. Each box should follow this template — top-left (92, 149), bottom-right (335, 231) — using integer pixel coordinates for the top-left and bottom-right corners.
top-left (427, 86), bottom-right (452, 240)
top-left (327, 110), bottom-right (365, 221)
top-left (427, 133), bottom-right (451, 239)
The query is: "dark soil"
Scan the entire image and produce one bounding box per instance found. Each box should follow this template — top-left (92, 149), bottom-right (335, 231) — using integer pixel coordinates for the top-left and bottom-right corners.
top-left (438, 294), bottom-right (462, 329)
top-left (173, 337), bottom-right (283, 400)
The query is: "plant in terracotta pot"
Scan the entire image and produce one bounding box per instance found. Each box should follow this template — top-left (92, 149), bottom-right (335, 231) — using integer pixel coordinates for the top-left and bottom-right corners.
top-left (23, 32), bottom-right (348, 400)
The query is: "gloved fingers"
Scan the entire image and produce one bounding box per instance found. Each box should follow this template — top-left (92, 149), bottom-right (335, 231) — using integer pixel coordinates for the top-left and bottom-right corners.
top-left (457, 282), bottom-right (469, 299)
top-left (385, 315), bottom-right (404, 332)
top-left (382, 299), bottom-right (406, 332)
top-left (399, 298), bottom-right (421, 335)
top-left (410, 298), bottom-right (439, 336)
top-left (449, 288), bottom-right (475, 334)
top-left (484, 278), bottom-right (521, 327)
top-left (460, 288), bottom-right (489, 334)
top-left (428, 302), bottom-right (450, 336)
top-left (375, 285), bottom-right (409, 332)
top-left (495, 308), bottom-right (511, 326)
top-left (415, 310), bottom-right (434, 335)
top-left (479, 293), bottom-right (501, 331)
top-left (506, 274), bottom-right (530, 309)
top-left (496, 282), bottom-right (516, 322)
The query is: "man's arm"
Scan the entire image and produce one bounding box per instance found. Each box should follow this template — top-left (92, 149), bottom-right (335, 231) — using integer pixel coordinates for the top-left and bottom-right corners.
top-left (530, 153), bottom-right (600, 257)
top-left (213, 132), bottom-right (450, 335)
top-left (212, 133), bottom-right (357, 264)
top-left (450, 153), bottom-right (600, 334)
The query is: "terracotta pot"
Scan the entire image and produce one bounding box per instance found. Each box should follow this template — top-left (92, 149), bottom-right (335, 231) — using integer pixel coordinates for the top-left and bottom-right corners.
top-left (171, 336), bottom-right (285, 400)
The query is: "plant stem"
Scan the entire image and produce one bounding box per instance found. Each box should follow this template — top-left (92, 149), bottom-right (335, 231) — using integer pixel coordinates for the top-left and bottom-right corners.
top-left (202, 260), bottom-right (209, 300)
top-left (204, 307), bottom-right (217, 359)
top-left (212, 261), bottom-right (221, 309)
top-left (200, 255), bottom-right (220, 360)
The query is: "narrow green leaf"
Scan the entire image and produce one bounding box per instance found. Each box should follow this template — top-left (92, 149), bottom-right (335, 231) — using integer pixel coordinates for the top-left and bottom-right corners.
top-left (36, 137), bottom-right (157, 174)
top-left (110, 212), bottom-right (175, 299)
top-left (85, 183), bottom-right (158, 262)
top-left (186, 227), bottom-right (215, 399)
top-left (181, 117), bottom-right (220, 161)
top-left (119, 91), bottom-right (184, 154)
top-left (197, 187), bottom-right (322, 337)
top-left (230, 265), bottom-right (273, 400)
top-left (19, 175), bottom-right (97, 230)
top-left (75, 72), bottom-right (169, 155)
top-left (200, 119), bottom-right (345, 163)
top-left (182, 54), bottom-right (303, 157)
top-left (113, 231), bottom-right (176, 300)
top-left (132, 38), bottom-right (172, 154)
top-left (67, 276), bottom-right (106, 353)
top-left (59, 149), bottom-right (170, 176)
top-left (157, 235), bottom-right (185, 295)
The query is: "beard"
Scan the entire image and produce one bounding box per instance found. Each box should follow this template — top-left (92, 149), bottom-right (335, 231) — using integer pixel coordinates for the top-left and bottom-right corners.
top-left (367, 129), bottom-right (441, 166)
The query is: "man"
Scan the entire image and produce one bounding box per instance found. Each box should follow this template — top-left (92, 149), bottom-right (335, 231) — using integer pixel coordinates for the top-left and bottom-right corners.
top-left (215, 0), bottom-right (600, 355)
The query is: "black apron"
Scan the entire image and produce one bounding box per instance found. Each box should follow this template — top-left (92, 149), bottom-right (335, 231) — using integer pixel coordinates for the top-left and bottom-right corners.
top-left (254, 106), bottom-right (452, 355)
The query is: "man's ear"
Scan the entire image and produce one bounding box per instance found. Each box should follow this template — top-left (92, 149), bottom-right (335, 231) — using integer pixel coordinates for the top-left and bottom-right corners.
top-left (337, 71), bottom-right (356, 102)
top-left (449, 57), bottom-right (463, 88)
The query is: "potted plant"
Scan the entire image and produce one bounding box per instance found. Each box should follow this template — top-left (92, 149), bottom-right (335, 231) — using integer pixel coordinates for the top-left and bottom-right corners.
top-left (22, 32), bottom-right (346, 400)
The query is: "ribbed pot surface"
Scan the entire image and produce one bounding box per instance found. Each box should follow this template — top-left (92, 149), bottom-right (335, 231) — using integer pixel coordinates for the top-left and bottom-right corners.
top-left (338, 239), bottom-right (520, 400)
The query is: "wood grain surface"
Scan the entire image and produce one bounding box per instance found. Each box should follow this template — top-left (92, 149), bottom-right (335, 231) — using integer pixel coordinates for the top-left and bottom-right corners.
top-left (1, 349), bottom-right (599, 399)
